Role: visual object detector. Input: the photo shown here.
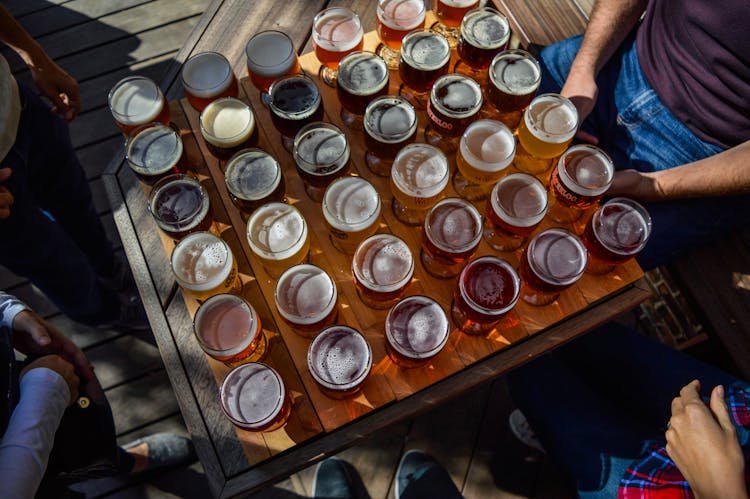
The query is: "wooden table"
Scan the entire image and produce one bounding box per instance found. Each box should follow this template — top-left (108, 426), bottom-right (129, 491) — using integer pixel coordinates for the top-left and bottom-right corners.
top-left (103, 1), bottom-right (650, 497)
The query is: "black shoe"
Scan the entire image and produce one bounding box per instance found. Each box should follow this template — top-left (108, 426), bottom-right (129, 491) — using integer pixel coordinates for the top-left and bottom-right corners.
top-left (99, 255), bottom-right (137, 296)
top-left (313, 458), bottom-right (370, 499)
top-left (395, 450), bottom-right (462, 499)
top-left (98, 294), bottom-right (151, 333)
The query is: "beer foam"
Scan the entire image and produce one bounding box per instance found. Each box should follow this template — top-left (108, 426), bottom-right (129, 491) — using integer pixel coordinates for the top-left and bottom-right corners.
top-left (337, 53), bottom-right (389, 96)
top-left (109, 77), bottom-right (164, 125)
top-left (490, 52), bottom-right (540, 95)
top-left (491, 173), bottom-right (548, 228)
top-left (426, 198), bottom-right (483, 252)
top-left (307, 326), bottom-right (372, 391)
top-left (365, 97), bottom-right (417, 143)
top-left (181, 52), bottom-right (233, 98)
top-left (527, 229), bottom-right (587, 286)
top-left (322, 177), bottom-right (381, 232)
top-left (225, 150), bottom-right (280, 201)
top-left (200, 98), bottom-right (255, 147)
top-left (431, 75), bottom-right (483, 118)
top-left (386, 296), bottom-right (449, 359)
top-left (172, 232), bottom-right (232, 291)
top-left (150, 176), bottom-right (210, 233)
top-left (526, 95), bottom-right (578, 143)
top-left (194, 294), bottom-right (256, 356)
top-left (402, 31), bottom-right (451, 71)
top-left (558, 145), bottom-right (614, 197)
top-left (353, 235), bottom-right (413, 292)
top-left (221, 363), bottom-right (284, 429)
top-left (439, 0), bottom-right (479, 6)
top-left (593, 200), bottom-right (651, 256)
top-left (312, 10), bottom-right (364, 52)
top-left (460, 120), bottom-right (514, 172)
top-left (393, 144), bottom-right (449, 197)
top-left (275, 264), bottom-right (337, 325)
top-left (247, 203), bottom-right (308, 260)
top-left (294, 125), bottom-right (350, 174)
top-left (245, 31), bottom-right (296, 77)
top-left (127, 125), bottom-right (183, 176)
top-left (461, 9), bottom-right (510, 49)
top-left (378, 0), bottom-right (425, 30)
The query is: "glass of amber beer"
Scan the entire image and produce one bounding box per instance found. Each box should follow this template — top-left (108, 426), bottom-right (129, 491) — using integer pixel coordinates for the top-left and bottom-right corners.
top-left (268, 74), bottom-right (324, 153)
top-left (126, 122), bottom-right (185, 185)
top-left (275, 264), bottom-right (338, 338)
top-left (451, 256), bottom-right (520, 336)
top-left (455, 7), bottom-right (511, 84)
top-left (224, 149), bottom-right (286, 216)
top-left (485, 50), bottom-right (541, 129)
top-left (312, 7), bottom-right (364, 86)
top-left (385, 295), bottom-right (450, 368)
top-left (483, 173), bottom-right (547, 252)
top-left (336, 51), bottom-right (390, 128)
top-left (399, 29), bottom-right (451, 109)
top-left (376, 0), bottom-right (426, 69)
top-left (199, 97), bottom-right (257, 160)
top-left (547, 144), bottom-right (615, 224)
top-left (220, 362), bottom-right (290, 432)
top-left (390, 143), bottom-right (449, 226)
top-left (519, 228), bottom-right (588, 306)
top-left (245, 30), bottom-right (300, 96)
top-left (583, 197), bottom-right (652, 275)
top-left (171, 232), bottom-right (239, 302)
top-left (181, 52), bottom-right (238, 112)
top-left (422, 197), bottom-right (483, 279)
top-left (293, 122), bottom-right (351, 202)
top-left (108, 75), bottom-right (170, 135)
top-left (454, 119), bottom-right (515, 201)
top-left (431, 0), bottom-right (480, 47)
top-left (194, 294), bottom-right (267, 366)
top-left (352, 234), bottom-right (414, 309)
top-left (322, 176), bottom-right (382, 255)
top-left (363, 96), bottom-right (418, 176)
top-left (149, 174), bottom-right (213, 240)
top-left (246, 202), bottom-right (310, 279)
top-left (424, 73), bottom-right (483, 154)
top-left (307, 325), bottom-right (372, 399)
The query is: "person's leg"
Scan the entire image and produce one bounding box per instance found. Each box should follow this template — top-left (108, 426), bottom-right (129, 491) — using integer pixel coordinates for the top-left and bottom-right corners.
top-left (395, 450), bottom-right (464, 499)
top-left (312, 457), bottom-right (371, 499)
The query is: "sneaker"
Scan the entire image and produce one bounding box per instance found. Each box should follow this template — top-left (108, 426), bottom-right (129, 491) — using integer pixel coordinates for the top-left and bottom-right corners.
top-left (395, 450), bottom-right (461, 499)
top-left (508, 409), bottom-right (545, 453)
top-left (123, 432), bottom-right (196, 474)
top-left (312, 457), bottom-right (369, 499)
top-left (99, 294), bottom-right (151, 332)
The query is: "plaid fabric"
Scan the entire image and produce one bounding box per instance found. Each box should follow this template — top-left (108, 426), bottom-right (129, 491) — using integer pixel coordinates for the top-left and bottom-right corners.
top-left (618, 385), bottom-right (750, 498)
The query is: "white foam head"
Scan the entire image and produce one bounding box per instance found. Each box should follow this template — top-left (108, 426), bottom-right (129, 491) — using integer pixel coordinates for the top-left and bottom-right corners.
top-left (322, 177), bottom-right (381, 232)
top-left (364, 96), bottom-right (417, 143)
top-left (181, 52), bottom-right (233, 98)
top-left (200, 98), bottom-right (255, 147)
top-left (337, 51), bottom-right (389, 96)
top-left (527, 228), bottom-right (587, 286)
top-left (557, 144), bottom-right (614, 197)
top-left (385, 295), bottom-right (449, 359)
top-left (401, 30), bottom-right (451, 71)
top-left (194, 294), bottom-right (257, 357)
top-left (246, 30), bottom-right (297, 77)
top-left (307, 326), bottom-right (372, 391)
top-left (293, 122), bottom-right (350, 174)
top-left (425, 197), bottom-right (483, 252)
top-left (461, 8), bottom-right (510, 50)
top-left (246, 202), bottom-right (308, 260)
top-left (352, 234), bottom-right (414, 293)
top-left (220, 362), bottom-right (284, 430)
top-left (491, 173), bottom-right (548, 228)
top-left (392, 144), bottom-right (449, 198)
top-left (439, 0), bottom-right (479, 6)
top-left (275, 264), bottom-right (337, 325)
top-left (224, 149), bottom-right (281, 201)
top-left (313, 7), bottom-right (364, 53)
top-left (525, 93), bottom-right (578, 143)
top-left (126, 124), bottom-right (183, 176)
top-left (108, 76), bottom-right (164, 126)
top-left (489, 50), bottom-right (541, 95)
top-left (171, 232), bottom-right (233, 291)
top-left (377, 0), bottom-right (426, 30)
top-left (460, 120), bottom-right (515, 172)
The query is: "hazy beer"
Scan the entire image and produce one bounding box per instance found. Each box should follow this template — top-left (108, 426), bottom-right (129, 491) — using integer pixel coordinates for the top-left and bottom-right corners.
top-left (246, 203), bottom-right (310, 278)
top-left (307, 325), bottom-right (372, 399)
top-left (245, 30), bottom-right (300, 94)
top-left (269, 74), bottom-right (324, 152)
top-left (385, 295), bottom-right (450, 368)
top-left (322, 177), bottom-right (382, 255)
top-left (171, 232), bottom-right (239, 301)
top-left (199, 98), bottom-right (257, 160)
top-left (293, 122), bottom-right (351, 202)
top-left (486, 50), bottom-right (540, 128)
top-left (454, 119), bottom-right (515, 200)
top-left (125, 122), bottom-right (185, 184)
top-left (425, 73), bottom-right (483, 153)
top-left (456, 7), bottom-right (511, 83)
top-left (376, 0), bottom-right (426, 69)
top-left (484, 173), bottom-right (547, 252)
top-left (336, 51), bottom-right (389, 127)
top-left (352, 234), bottom-right (414, 309)
top-left (274, 264), bottom-right (338, 337)
top-left (399, 29), bottom-right (451, 108)
top-left (148, 174), bottom-right (212, 240)
top-left (422, 197), bottom-right (483, 278)
top-left (390, 143), bottom-right (449, 225)
top-left (181, 52), bottom-right (238, 111)
top-left (363, 96), bottom-right (418, 176)
top-left (108, 75), bottom-right (170, 135)
top-left (517, 93), bottom-right (578, 161)
top-left (220, 362), bottom-right (290, 432)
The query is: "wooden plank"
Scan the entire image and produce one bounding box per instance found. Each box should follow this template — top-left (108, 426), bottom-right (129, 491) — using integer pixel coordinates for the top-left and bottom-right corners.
top-left (49, 313), bottom-right (123, 349)
top-left (8, 282), bottom-right (59, 318)
top-left (106, 369), bottom-right (180, 435)
top-left (4, 0), bottom-right (70, 19)
top-left (0, 265), bottom-right (25, 290)
top-left (86, 333), bottom-right (166, 389)
top-left (77, 137), bottom-right (125, 181)
top-left (494, 0), bottom-right (590, 50)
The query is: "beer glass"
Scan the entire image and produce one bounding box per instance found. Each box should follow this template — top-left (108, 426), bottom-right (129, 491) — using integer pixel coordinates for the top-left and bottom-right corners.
top-left (454, 119), bottom-right (515, 201)
top-left (390, 143), bottom-right (449, 226)
top-left (451, 256), bottom-right (520, 335)
top-left (363, 96), bottom-right (418, 176)
top-left (171, 232), bottom-right (239, 302)
top-left (268, 74), bottom-right (324, 153)
top-left (484, 173), bottom-right (547, 252)
top-left (322, 177), bottom-right (382, 255)
top-left (181, 52), bottom-right (239, 112)
top-left (193, 294), bottom-right (267, 366)
top-left (516, 94), bottom-right (578, 177)
top-left (376, 0), bottom-right (426, 69)
top-left (547, 144), bottom-right (615, 224)
top-left (352, 234), bottom-right (414, 309)
top-left (312, 7), bottom-right (364, 86)
top-left (385, 295), bottom-right (450, 368)
top-left (583, 197), bottom-right (652, 275)
top-left (424, 73), bottom-right (483, 154)
top-left (399, 29), bottom-right (451, 108)
top-left (485, 50), bottom-right (541, 129)
top-left (199, 97), bottom-right (257, 160)
top-left (275, 264), bottom-right (338, 338)
top-left (519, 228), bottom-right (588, 306)
top-left (148, 174), bottom-right (213, 240)
top-left (224, 149), bottom-right (286, 216)
top-left (421, 197), bottom-right (483, 278)
top-left (455, 7), bottom-right (511, 84)
top-left (293, 122), bottom-right (351, 202)
top-left (307, 325), bottom-right (372, 399)
top-left (220, 362), bottom-right (291, 432)
top-left (336, 51), bottom-right (390, 128)
top-left (245, 30), bottom-right (301, 96)
top-left (431, 0), bottom-right (480, 48)
top-left (109, 75), bottom-right (170, 135)
top-left (246, 202), bottom-right (310, 278)
top-left (125, 122), bottom-right (185, 185)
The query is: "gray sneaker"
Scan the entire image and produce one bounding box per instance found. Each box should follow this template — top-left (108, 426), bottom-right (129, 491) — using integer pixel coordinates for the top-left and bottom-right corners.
top-left (509, 409), bottom-right (545, 453)
top-left (312, 457), bottom-right (370, 499)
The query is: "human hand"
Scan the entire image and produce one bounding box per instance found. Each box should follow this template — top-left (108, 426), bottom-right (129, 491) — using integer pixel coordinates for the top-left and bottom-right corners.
top-left (560, 68), bottom-right (599, 144)
top-left (666, 380), bottom-right (748, 499)
top-left (28, 55), bottom-right (80, 122)
top-left (20, 354), bottom-right (79, 405)
top-left (12, 310), bottom-right (94, 381)
top-left (0, 167), bottom-right (12, 219)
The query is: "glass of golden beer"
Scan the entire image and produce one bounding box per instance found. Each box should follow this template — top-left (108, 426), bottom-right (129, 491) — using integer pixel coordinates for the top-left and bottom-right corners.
top-left (181, 52), bottom-right (239, 112)
top-left (421, 197), bottom-right (483, 279)
top-left (455, 7), bottom-right (511, 85)
top-left (275, 264), bottom-right (338, 338)
top-left (307, 325), bottom-right (372, 399)
top-left (245, 30), bottom-right (301, 96)
top-left (224, 149), bottom-right (286, 216)
top-left (547, 144), bottom-right (615, 224)
top-left (336, 51), bottom-right (390, 128)
top-left (246, 202), bottom-right (310, 279)
top-left (148, 174), bottom-right (213, 240)
top-left (108, 75), bottom-right (170, 135)
top-left (431, 0), bottom-right (480, 48)
top-left (125, 122), bottom-right (185, 185)
top-left (363, 96), bottom-right (418, 176)
top-left (199, 97), bottom-right (258, 160)
top-left (322, 176), bottom-right (382, 255)
top-left (220, 362), bottom-right (291, 432)
top-left (424, 73), bottom-right (483, 154)
top-left (293, 122), bottom-right (351, 202)
top-left (376, 0), bottom-right (427, 69)
top-left (352, 234), bottom-right (414, 309)
top-left (390, 143), bottom-right (449, 226)
top-left (399, 29), bottom-right (451, 109)
top-left (483, 173), bottom-right (547, 252)
top-left (454, 119), bottom-right (516, 201)
top-left (171, 232), bottom-right (239, 302)
top-left (385, 295), bottom-right (450, 368)
top-left (194, 294), bottom-right (267, 366)
top-left (312, 7), bottom-right (364, 86)
top-left (485, 50), bottom-right (541, 129)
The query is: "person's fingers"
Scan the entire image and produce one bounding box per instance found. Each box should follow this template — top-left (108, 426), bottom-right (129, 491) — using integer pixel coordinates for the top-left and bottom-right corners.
top-left (709, 385), bottom-right (736, 432)
top-left (0, 187), bottom-right (12, 219)
top-left (679, 379), bottom-right (702, 402)
top-left (42, 318), bottom-right (94, 381)
top-left (0, 167), bottom-right (11, 182)
top-left (575, 129), bottom-right (599, 145)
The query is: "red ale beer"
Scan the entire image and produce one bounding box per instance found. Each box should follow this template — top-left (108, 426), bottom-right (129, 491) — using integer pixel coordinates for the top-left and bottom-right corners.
top-left (363, 96), bottom-right (418, 176)
top-left (181, 52), bottom-right (239, 112)
top-left (484, 173), bottom-right (547, 252)
top-left (486, 50), bottom-right (541, 128)
top-left (336, 51), bottom-right (389, 127)
top-left (312, 7), bottom-right (364, 70)
top-left (376, 0), bottom-right (426, 69)
top-left (433, 0), bottom-right (480, 28)
top-left (425, 73), bottom-right (483, 152)
top-left (399, 29), bottom-right (451, 107)
top-left (421, 197), bottom-right (483, 278)
top-left (220, 362), bottom-right (290, 432)
top-left (457, 8), bottom-right (511, 72)
top-left (293, 122), bottom-right (351, 202)
top-left (307, 325), bottom-right (372, 399)
top-left (275, 263), bottom-right (338, 338)
top-left (385, 295), bottom-right (450, 368)
top-left (352, 234), bottom-right (414, 309)
top-left (148, 174), bottom-right (212, 240)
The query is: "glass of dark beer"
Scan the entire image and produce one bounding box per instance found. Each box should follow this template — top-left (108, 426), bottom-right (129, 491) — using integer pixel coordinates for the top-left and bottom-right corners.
top-left (307, 325), bottom-right (372, 399)
top-left (352, 234), bottom-right (414, 309)
top-left (363, 96), bottom-right (418, 176)
top-left (451, 256), bottom-right (520, 336)
top-left (125, 122), bottom-right (185, 185)
top-left (390, 143), bottom-right (449, 226)
top-left (245, 30), bottom-right (300, 96)
top-left (224, 149), bottom-right (286, 216)
top-left (148, 174), bottom-right (213, 240)
top-left (454, 119), bottom-right (515, 201)
top-left (220, 362), bottom-right (291, 432)
top-left (421, 197), bottom-right (483, 279)
top-left (519, 228), bottom-right (588, 306)
top-left (485, 50), bottom-right (541, 129)
top-left (268, 74), bottom-right (325, 153)
top-left (293, 122), bottom-right (351, 202)
top-left (275, 263), bottom-right (338, 338)
top-left (424, 73), bottom-right (483, 154)
top-left (455, 7), bottom-right (511, 85)
top-left (181, 52), bottom-right (239, 112)
top-left (336, 51), bottom-right (390, 128)
top-left (199, 97), bottom-right (258, 160)
top-left (376, 0), bottom-right (426, 69)
top-left (431, 0), bottom-right (480, 48)
top-left (398, 29), bottom-right (451, 109)
top-left (483, 173), bottom-right (547, 252)
top-left (582, 197), bottom-right (652, 275)
top-left (312, 7), bottom-right (364, 86)
top-left (385, 295), bottom-right (450, 368)
top-left (108, 75), bottom-right (170, 135)
top-left (322, 176), bottom-right (382, 255)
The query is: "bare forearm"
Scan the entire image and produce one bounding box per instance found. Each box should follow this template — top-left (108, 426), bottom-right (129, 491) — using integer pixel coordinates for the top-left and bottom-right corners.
top-left (0, 4), bottom-right (47, 67)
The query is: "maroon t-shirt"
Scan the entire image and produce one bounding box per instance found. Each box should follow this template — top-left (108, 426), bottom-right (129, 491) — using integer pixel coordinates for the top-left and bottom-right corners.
top-left (636, 0), bottom-right (750, 149)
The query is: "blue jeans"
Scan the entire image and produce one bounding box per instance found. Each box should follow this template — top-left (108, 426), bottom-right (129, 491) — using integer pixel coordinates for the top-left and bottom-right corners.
top-left (538, 34), bottom-right (750, 269)
top-left (0, 84), bottom-right (119, 325)
top-left (507, 323), bottom-right (741, 495)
